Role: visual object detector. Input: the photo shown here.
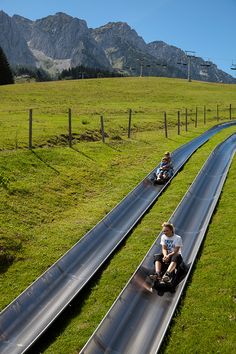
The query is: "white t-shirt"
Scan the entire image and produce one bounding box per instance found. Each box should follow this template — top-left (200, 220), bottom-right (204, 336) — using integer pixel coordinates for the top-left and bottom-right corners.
top-left (160, 233), bottom-right (183, 254)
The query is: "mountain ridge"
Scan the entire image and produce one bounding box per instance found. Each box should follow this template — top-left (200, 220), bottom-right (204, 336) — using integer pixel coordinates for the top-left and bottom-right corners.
top-left (0, 10), bottom-right (235, 83)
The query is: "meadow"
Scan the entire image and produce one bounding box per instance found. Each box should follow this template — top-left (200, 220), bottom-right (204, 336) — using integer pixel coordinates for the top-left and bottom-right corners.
top-left (0, 77), bottom-right (235, 353)
top-left (0, 77), bottom-right (235, 149)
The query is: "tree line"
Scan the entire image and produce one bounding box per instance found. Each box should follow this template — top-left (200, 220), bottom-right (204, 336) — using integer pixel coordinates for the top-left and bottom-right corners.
top-left (58, 65), bottom-right (123, 80)
top-left (13, 65), bottom-right (52, 82)
top-left (0, 46), bottom-right (123, 85)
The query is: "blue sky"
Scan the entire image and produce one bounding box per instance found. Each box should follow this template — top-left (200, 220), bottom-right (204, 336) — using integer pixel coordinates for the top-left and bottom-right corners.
top-left (0, 0), bottom-right (235, 76)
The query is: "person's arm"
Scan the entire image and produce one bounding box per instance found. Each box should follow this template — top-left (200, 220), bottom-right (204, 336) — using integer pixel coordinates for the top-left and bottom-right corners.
top-left (162, 244), bottom-right (169, 262)
top-left (166, 246), bottom-right (180, 258)
top-left (163, 245), bottom-right (180, 262)
top-left (162, 244), bottom-right (168, 256)
top-left (163, 163), bottom-right (170, 170)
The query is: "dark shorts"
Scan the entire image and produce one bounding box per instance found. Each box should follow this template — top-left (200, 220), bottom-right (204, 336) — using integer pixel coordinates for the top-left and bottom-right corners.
top-left (153, 253), bottom-right (183, 267)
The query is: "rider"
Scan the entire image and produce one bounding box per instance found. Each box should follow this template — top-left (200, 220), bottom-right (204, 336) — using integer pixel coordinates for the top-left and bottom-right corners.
top-left (155, 155), bottom-right (173, 180)
top-left (164, 151), bottom-right (173, 167)
top-left (150, 222), bottom-right (183, 283)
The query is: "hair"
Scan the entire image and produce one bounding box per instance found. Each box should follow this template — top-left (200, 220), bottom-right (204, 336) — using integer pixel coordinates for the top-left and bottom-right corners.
top-left (162, 222), bottom-right (175, 233)
top-left (164, 151), bottom-right (171, 157)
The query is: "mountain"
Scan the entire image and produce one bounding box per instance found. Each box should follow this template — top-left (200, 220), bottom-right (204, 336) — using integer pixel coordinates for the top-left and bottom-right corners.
top-left (13, 12), bottom-right (111, 74)
top-left (0, 11), bottom-right (36, 66)
top-left (147, 41), bottom-right (234, 83)
top-left (91, 22), bottom-right (184, 78)
top-left (0, 10), bottom-right (235, 83)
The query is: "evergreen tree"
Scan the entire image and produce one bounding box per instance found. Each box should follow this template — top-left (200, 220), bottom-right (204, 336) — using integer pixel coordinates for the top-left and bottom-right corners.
top-left (58, 65), bottom-right (123, 80)
top-left (0, 46), bottom-right (14, 85)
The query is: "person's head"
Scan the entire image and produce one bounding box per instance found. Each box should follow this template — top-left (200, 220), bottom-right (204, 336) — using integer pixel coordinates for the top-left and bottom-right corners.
top-left (161, 157), bottom-right (168, 163)
top-left (164, 151), bottom-right (171, 161)
top-left (162, 222), bottom-right (174, 237)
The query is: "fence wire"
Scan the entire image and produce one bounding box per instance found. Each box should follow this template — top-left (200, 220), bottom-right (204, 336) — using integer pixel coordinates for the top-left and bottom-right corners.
top-left (0, 104), bottom-right (235, 150)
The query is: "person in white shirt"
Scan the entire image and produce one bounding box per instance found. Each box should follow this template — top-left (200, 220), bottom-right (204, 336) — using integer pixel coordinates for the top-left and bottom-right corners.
top-left (150, 222), bottom-right (183, 283)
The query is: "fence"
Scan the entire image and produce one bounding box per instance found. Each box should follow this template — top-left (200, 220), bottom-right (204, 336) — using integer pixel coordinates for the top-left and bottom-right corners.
top-left (0, 104), bottom-right (235, 150)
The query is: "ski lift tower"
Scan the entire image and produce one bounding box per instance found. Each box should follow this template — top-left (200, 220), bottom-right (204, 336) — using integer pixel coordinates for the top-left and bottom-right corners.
top-left (231, 62), bottom-right (236, 73)
top-left (137, 58), bottom-right (144, 77)
top-left (230, 62), bottom-right (236, 80)
top-left (185, 50), bottom-right (196, 82)
top-left (200, 60), bottom-right (211, 71)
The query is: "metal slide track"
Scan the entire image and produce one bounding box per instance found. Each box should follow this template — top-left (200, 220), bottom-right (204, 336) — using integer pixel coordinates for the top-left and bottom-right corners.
top-left (0, 122), bottom-right (235, 354)
top-left (81, 133), bottom-right (236, 354)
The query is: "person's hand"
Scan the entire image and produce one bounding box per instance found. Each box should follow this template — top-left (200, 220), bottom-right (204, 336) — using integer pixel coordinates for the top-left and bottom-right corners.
top-left (163, 255), bottom-right (169, 263)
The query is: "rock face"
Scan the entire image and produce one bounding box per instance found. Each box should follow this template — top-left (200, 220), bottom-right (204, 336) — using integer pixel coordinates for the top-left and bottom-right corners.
top-left (147, 41), bottom-right (235, 83)
top-left (0, 11), bottom-right (36, 66)
top-left (13, 12), bottom-right (111, 71)
top-left (91, 22), bottom-right (154, 72)
top-left (0, 10), bottom-right (235, 83)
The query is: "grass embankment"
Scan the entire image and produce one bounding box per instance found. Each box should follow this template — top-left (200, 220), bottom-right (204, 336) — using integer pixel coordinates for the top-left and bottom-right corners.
top-left (26, 127), bottom-right (234, 354)
top-left (0, 125), bottom-right (212, 302)
top-left (0, 77), bottom-right (235, 149)
top-left (162, 156), bottom-right (236, 354)
top-left (0, 77), bottom-right (235, 353)
top-left (1, 127), bottom-right (235, 354)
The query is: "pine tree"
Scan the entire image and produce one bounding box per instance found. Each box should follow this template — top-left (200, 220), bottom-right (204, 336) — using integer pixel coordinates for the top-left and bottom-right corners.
top-left (0, 46), bottom-right (14, 85)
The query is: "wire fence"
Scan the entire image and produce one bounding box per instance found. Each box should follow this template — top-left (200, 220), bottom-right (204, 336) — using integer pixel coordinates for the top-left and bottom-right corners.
top-left (0, 103), bottom-right (235, 150)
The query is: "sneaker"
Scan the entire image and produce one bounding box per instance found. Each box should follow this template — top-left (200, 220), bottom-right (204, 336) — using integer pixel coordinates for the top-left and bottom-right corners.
top-left (162, 272), bottom-right (172, 283)
top-left (149, 272), bottom-right (161, 281)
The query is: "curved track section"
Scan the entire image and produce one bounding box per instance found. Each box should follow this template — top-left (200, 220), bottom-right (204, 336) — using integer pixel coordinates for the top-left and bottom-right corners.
top-left (0, 122), bottom-right (235, 354)
top-left (81, 133), bottom-right (236, 354)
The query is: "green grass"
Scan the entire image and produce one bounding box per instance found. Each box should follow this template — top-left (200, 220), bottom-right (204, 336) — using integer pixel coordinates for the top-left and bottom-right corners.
top-left (0, 77), bottom-right (235, 149)
top-left (0, 124), bottom-right (210, 304)
top-left (161, 156), bottom-right (236, 354)
top-left (0, 77), bottom-right (236, 353)
top-left (29, 127), bottom-right (234, 354)
top-left (1, 127), bottom-right (236, 354)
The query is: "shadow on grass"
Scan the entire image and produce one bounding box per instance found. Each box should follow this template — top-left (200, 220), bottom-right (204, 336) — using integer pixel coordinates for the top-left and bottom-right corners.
top-left (104, 142), bottom-right (121, 152)
top-left (0, 239), bottom-right (22, 274)
top-left (0, 255), bottom-right (15, 274)
top-left (31, 151), bottom-right (60, 174)
top-left (72, 146), bottom-right (95, 161)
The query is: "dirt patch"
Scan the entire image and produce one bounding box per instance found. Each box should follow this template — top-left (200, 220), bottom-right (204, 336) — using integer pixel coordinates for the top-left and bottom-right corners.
top-left (111, 135), bottom-right (122, 140)
top-left (44, 130), bottom-right (107, 146)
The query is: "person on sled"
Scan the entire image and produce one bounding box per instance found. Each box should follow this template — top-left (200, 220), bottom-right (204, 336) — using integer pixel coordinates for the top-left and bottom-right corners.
top-left (155, 154), bottom-right (173, 181)
top-left (150, 222), bottom-right (183, 284)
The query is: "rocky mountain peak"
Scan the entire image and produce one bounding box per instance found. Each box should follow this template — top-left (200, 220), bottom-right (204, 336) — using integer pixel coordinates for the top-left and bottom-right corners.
top-left (12, 14), bottom-right (33, 23)
top-left (93, 21), bottom-right (146, 51)
top-left (97, 21), bottom-right (133, 33)
top-left (0, 11), bottom-right (234, 83)
top-left (0, 11), bottom-right (36, 66)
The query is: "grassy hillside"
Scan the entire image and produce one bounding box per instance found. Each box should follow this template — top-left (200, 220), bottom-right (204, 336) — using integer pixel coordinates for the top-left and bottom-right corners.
top-left (0, 77), bottom-right (236, 353)
top-left (23, 127), bottom-right (234, 354)
top-left (0, 77), bottom-right (235, 149)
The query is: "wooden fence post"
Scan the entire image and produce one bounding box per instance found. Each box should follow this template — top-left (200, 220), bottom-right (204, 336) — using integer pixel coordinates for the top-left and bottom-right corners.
top-left (164, 112), bottom-right (168, 138)
top-left (177, 111), bottom-right (180, 135)
top-left (100, 115), bottom-right (105, 142)
top-left (185, 108), bottom-right (188, 131)
top-left (128, 109), bottom-right (132, 138)
top-left (229, 104), bottom-right (232, 120)
top-left (195, 106), bottom-right (198, 127)
top-left (204, 105), bottom-right (206, 125)
top-left (29, 109), bottom-right (33, 150)
top-left (68, 108), bottom-right (72, 147)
